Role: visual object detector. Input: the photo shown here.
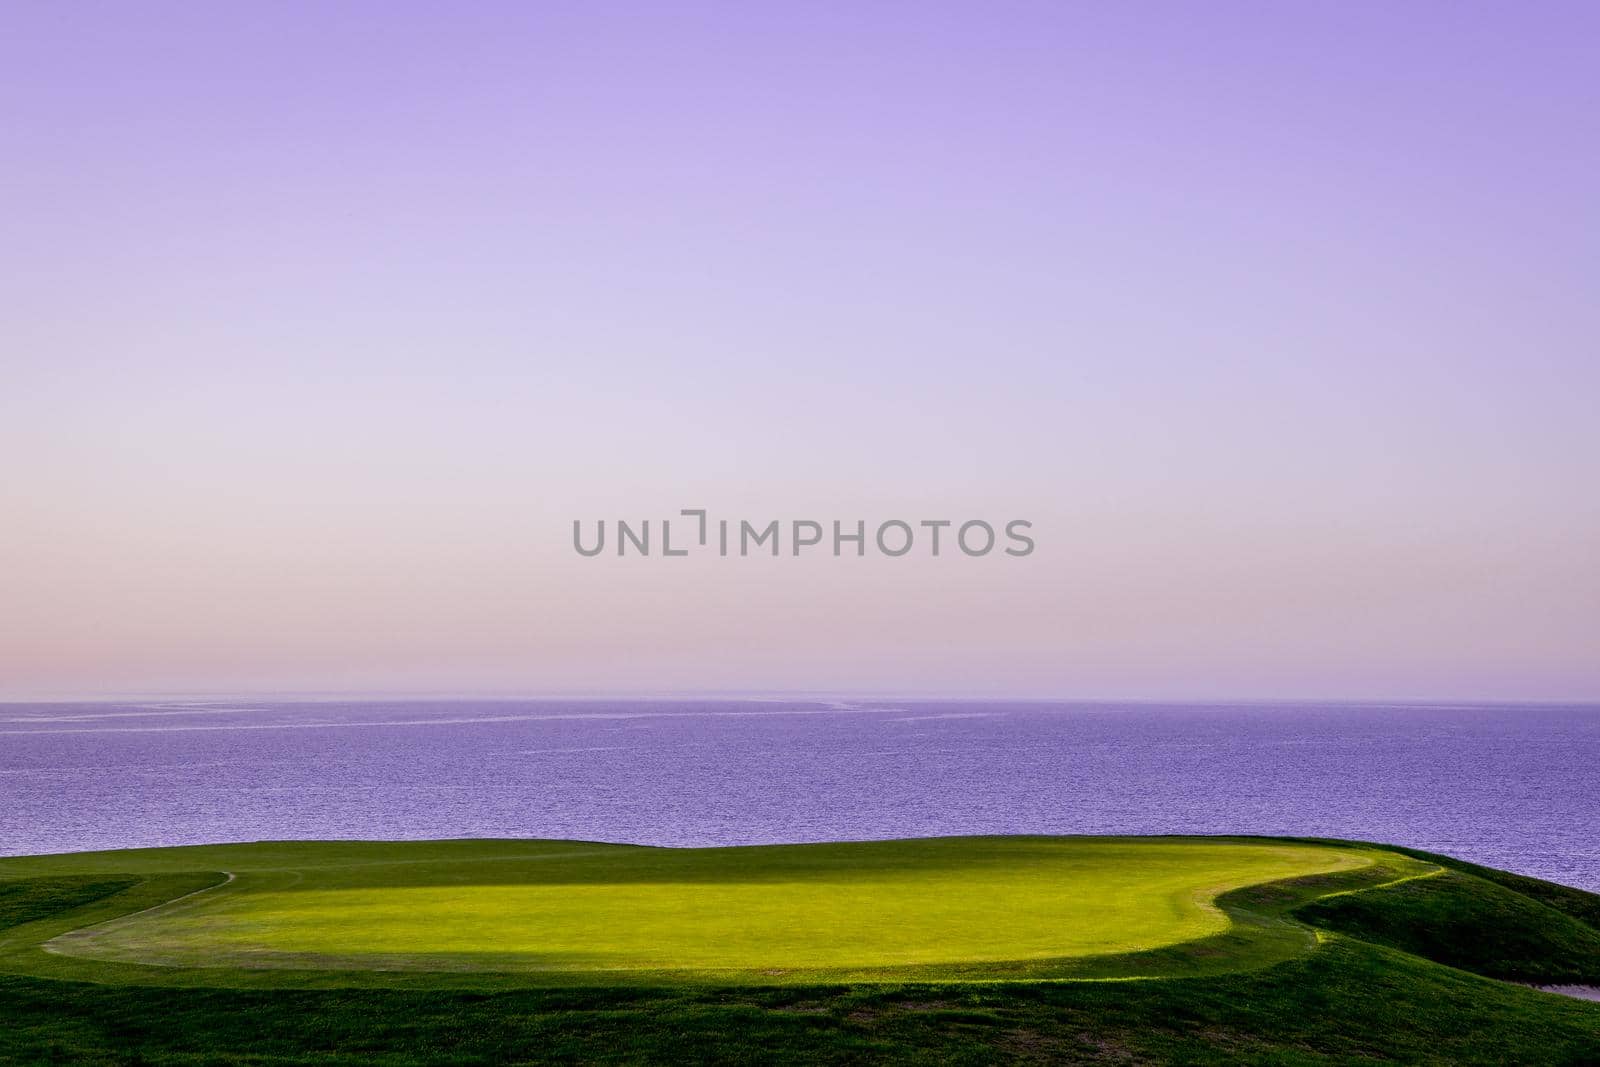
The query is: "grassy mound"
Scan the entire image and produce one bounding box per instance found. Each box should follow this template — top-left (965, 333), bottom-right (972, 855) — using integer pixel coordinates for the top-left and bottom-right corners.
top-left (2, 837), bottom-right (1397, 984)
top-left (0, 836), bottom-right (1594, 1063)
top-left (1297, 868), bottom-right (1600, 984)
top-left (15, 838), bottom-right (1376, 979)
top-left (1383, 843), bottom-right (1600, 930)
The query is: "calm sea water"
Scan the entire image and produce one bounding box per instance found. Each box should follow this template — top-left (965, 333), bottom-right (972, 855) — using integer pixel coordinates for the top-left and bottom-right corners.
top-left (1, 700), bottom-right (1596, 891)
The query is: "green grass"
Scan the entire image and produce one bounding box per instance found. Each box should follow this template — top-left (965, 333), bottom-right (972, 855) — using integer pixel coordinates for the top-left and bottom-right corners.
top-left (1298, 867), bottom-right (1600, 984)
top-left (6, 837), bottom-right (1383, 982)
top-left (0, 835), bottom-right (1595, 1063)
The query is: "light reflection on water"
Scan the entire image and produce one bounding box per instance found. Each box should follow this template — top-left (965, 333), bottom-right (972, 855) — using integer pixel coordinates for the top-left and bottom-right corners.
top-left (1, 700), bottom-right (1596, 892)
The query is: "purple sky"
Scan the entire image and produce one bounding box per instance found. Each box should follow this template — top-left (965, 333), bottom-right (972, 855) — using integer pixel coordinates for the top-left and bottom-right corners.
top-left (3, 2), bottom-right (1597, 700)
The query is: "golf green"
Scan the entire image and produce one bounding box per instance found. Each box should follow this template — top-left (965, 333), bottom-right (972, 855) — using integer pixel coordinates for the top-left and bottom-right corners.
top-left (0, 836), bottom-right (1436, 985)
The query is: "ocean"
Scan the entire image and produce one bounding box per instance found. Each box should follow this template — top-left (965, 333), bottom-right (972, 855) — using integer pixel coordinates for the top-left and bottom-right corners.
top-left (2, 700), bottom-right (1596, 891)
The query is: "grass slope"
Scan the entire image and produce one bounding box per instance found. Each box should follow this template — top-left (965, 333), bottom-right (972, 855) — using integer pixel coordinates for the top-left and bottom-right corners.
top-left (1298, 868), bottom-right (1600, 984)
top-left (0, 836), bottom-right (1594, 1064)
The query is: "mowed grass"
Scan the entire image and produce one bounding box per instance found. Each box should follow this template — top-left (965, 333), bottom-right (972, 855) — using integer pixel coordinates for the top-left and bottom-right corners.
top-left (1, 837), bottom-right (1596, 1063)
top-left (4, 836), bottom-right (1384, 982)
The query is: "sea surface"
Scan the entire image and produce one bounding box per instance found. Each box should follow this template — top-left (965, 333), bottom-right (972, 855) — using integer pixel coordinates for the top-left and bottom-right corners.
top-left (2, 700), bottom-right (1596, 892)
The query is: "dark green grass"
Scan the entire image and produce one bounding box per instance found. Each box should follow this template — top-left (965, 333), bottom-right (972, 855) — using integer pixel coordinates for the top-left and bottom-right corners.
top-left (0, 877), bottom-right (137, 932)
top-left (0, 838), bottom-right (1595, 1064)
top-left (0, 939), bottom-right (1595, 1065)
top-left (1382, 843), bottom-right (1600, 930)
top-left (1297, 868), bottom-right (1600, 984)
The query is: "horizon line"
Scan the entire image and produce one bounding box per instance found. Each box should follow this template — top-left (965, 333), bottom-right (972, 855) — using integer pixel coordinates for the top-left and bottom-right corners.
top-left (0, 691), bottom-right (1595, 707)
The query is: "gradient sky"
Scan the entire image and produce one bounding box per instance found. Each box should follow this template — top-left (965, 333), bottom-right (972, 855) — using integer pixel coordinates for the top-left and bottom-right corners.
top-left (3, 2), bottom-right (1597, 700)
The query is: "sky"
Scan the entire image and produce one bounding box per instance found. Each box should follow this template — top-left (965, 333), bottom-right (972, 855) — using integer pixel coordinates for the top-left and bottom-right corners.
top-left (2, 2), bottom-right (1597, 701)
